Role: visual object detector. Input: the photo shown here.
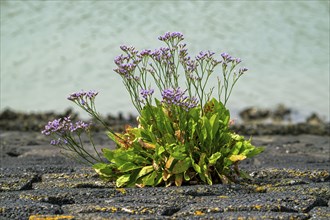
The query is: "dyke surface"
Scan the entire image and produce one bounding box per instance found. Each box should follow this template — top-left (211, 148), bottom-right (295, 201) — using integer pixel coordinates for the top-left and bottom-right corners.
top-left (0, 131), bottom-right (329, 220)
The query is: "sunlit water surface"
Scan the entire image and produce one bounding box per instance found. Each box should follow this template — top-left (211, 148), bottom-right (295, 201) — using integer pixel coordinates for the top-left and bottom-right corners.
top-left (1, 1), bottom-right (329, 121)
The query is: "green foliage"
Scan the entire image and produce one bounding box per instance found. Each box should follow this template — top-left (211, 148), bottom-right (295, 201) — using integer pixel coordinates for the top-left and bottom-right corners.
top-left (44, 32), bottom-right (264, 188)
top-left (94, 98), bottom-right (264, 187)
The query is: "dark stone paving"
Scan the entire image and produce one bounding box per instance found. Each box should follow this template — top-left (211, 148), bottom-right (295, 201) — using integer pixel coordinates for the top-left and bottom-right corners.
top-left (0, 131), bottom-right (329, 219)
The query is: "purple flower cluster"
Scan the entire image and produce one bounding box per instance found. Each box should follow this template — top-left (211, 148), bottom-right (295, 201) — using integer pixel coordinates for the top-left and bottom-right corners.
top-left (139, 49), bottom-right (152, 57)
top-left (161, 88), bottom-right (198, 111)
top-left (221, 52), bottom-right (242, 64)
top-left (50, 138), bottom-right (68, 146)
top-left (114, 45), bottom-right (141, 78)
top-left (238, 67), bottom-right (248, 75)
top-left (119, 45), bottom-right (138, 55)
top-left (158, 32), bottom-right (184, 42)
top-left (196, 50), bottom-right (215, 61)
top-left (67, 90), bottom-right (98, 104)
top-left (114, 45), bottom-right (174, 80)
top-left (140, 88), bottom-right (154, 99)
top-left (151, 47), bottom-right (172, 63)
top-left (114, 62), bottom-right (137, 77)
top-left (42, 116), bottom-right (90, 136)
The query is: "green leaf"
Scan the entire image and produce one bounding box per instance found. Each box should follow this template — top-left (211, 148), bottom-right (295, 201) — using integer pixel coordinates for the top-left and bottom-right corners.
top-left (205, 172), bottom-right (213, 185)
top-left (114, 148), bottom-right (148, 165)
top-left (191, 158), bottom-right (201, 173)
top-left (223, 157), bottom-right (233, 167)
top-left (118, 162), bottom-right (142, 172)
top-left (136, 165), bottom-right (154, 179)
top-left (208, 152), bottom-right (222, 165)
top-left (229, 154), bottom-right (246, 162)
top-left (155, 172), bottom-right (163, 186)
top-left (142, 171), bottom-right (157, 186)
top-left (188, 107), bottom-right (200, 121)
top-left (245, 146), bottom-right (264, 157)
top-left (102, 148), bottom-right (115, 163)
top-left (116, 173), bottom-right (131, 187)
top-left (156, 145), bottom-right (165, 156)
top-left (188, 119), bottom-right (197, 139)
top-left (170, 144), bottom-right (187, 160)
top-left (184, 171), bottom-right (191, 181)
top-left (231, 141), bottom-right (243, 155)
top-left (175, 173), bottom-right (183, 186)
top-left (93, 163), bottom-right (114, 178)
top-left (198, 153), bottom-right (208, 182)
top-left (172, 157), bottom-right (191, 174)
top-left (202, 116), bottom-right (211, 142)
top-left (209, 113), bottom-right (219, 139)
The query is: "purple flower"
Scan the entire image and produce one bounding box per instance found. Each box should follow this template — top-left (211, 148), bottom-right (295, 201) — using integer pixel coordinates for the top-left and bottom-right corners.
top-left (114, 54), bottom-right (130, 65)
top-left (221, 52), bottom-right (233, 63)
top-left (42, 118), bottom-right (67, 135)
top-left (86, 90), bottom-right (98, 98)
top-left (196, 50), bottom-right (215, 61)
top-left (120, 45), bottom-right (128, 51)
top-left (161, 88), bottom-right (198, 111)
top-left (119, 45), bottom-right (138, 55)
top-left (67, 90), bottom-right (98, 102)
top-left (69, 120), bottom-right (90, 132)
top-left (234, 58), bottom-right (242, 64)
top-left (139, 49), bottom-right (152, 57)
top-left (67, 91), bottom-right (85, 101)
top-left (67, 90), bottom-right (98, 108)
top-left (42, 116), bottom-right (90, 136)
top-left (151, 47), bottom-right (172, 62)
top-left (114, 62), bottom-right (137, 78)
top-left (50, 138), bottom-right (68, 146)
top-left (238, 67), bottom-right (248, 75)
top-left (158, 32), bottom-right (184, 42)
top-left (140, 88), bottom-right (154, 99)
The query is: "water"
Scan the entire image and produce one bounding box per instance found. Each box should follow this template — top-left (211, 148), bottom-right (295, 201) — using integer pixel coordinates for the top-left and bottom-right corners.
top-left (1, 0), bottom-right (329, 121)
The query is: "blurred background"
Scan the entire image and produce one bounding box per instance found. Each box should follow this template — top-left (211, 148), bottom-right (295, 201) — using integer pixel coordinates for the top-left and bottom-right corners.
top-left (1, 0), bottom-right (329, 122)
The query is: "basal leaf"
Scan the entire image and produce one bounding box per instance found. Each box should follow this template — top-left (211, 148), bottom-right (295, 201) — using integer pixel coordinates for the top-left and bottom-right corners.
top-left (171, 144), bottom-right (187, 160)
top-left (114, 148), bottom-right (148, 165)
top-left (231, 142), bottom-right (243, 155)
top-left (162, 170), bottom-right (171, 181)
top-left (165, 157), bottom-right (175, 170)
top-left (205, 171), bottom-right (213, 185)
top-left (118, 162), bottom-right (142, 172)
top-left (138, 138), bottom-right (156, 150)
top-left (156, 145), bottom-right (165, 156)
top-left (184, 171), bottom-right (191, 181)
top-left (209, 113), bottom-right (219, 139)
top-left (136, 165), bottom-right (154, 179)
top-left (229, 154), bottom-right (246, 162)
top-left (155, 172), bottom-right (163, 185)
top-left (142, 171), bottom-right (157, 186)
top-left (175, 173), bottom-right (183, 186)
top-left (102, 148), bottom-right (115, 163)
top-left (172, 157), bottom-right (191, 174)
top-left (116, 173), bottom-right (131, 187)
top-left (202, 116), bottom-right (211, 142)
top-left (191, 158), bottom-right (201, 173)
top-left (245, 146), bottom-right (264, 157)
top-left (208, 152), bottom-right (222, 165)
top-left (93, 163), bottom-right (114, 178)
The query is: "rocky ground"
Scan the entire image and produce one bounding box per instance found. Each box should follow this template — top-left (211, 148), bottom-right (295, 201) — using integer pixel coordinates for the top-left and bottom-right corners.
top-left (0, 108), bottom-right (329, 220)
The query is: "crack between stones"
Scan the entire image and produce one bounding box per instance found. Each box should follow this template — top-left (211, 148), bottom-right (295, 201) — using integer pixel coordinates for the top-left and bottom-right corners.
top-left (20, 174), bottom-right (42, 190)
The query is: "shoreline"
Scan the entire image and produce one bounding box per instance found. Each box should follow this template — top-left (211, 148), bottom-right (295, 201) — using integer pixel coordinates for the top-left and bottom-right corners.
top-left (0, 107), bottom-right (329, 136)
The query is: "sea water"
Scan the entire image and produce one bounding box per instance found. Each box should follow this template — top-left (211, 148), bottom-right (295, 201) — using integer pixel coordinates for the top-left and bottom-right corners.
top-left (1, 0), bottom-right (329, 121)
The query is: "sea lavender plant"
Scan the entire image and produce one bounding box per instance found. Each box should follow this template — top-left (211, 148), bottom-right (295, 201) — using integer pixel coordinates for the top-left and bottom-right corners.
top-left (43, 32), bottom-right (263, 187)
top-left (41, 115), bottom-right (102, 165)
